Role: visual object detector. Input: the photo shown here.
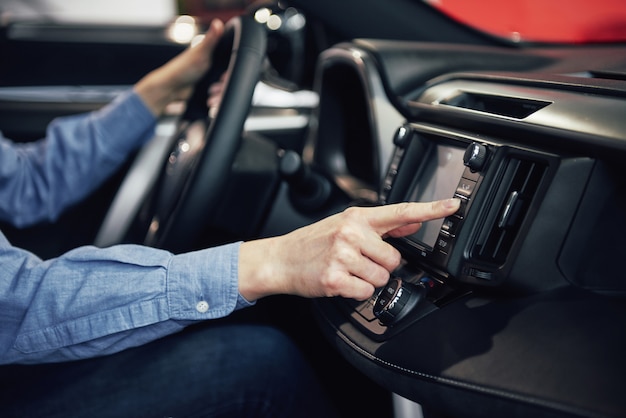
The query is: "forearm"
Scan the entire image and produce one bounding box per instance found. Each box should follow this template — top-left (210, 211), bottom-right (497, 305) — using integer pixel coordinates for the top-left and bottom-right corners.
top-left (0, 236), bottom-right (250, 364)
top-left (0, 91), bottom-right (156, 227)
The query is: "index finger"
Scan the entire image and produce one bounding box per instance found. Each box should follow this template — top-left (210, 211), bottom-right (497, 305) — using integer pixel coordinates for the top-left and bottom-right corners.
top-left (368, 198), bottom-right (461, 237)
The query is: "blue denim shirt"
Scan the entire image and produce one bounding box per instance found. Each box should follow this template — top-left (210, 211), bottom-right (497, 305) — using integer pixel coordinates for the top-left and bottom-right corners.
top-left (0, 90), bottom-right (251, 364)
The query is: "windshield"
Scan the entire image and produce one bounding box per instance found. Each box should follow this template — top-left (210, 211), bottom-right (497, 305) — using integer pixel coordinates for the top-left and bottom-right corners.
top-left (426, 0), bottom-right (626, 44)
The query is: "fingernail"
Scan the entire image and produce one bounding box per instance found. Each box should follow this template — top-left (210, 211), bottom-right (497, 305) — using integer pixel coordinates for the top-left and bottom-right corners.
top-left (444, 198), bottom-right (461, 209)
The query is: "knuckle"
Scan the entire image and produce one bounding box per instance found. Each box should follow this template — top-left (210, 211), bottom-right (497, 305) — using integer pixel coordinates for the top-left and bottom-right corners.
top-left (341, 206), bottom-right (366, 226)
top-left (352, 284), bottom-right (376, 301)
top-left (388, 247), bottom-right (402, 268)
top-left (372, 267), bottom-right (391, 287)
top-left (378, 244), bottom-right (402, 272)
top-left (393, 202), bottom-right (413, 221)
top-left (343, 205), bottom-right (362, 218)
top-left (331, 223), bottom-right (359, 247)
top-left (320, 271), bottom-right (344, 296)
top-left (340, 249), bottom-right (359, 266)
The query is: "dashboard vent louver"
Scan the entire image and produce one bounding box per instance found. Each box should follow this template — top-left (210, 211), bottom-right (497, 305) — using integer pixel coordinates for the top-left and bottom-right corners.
top-left (473, 157), bottom-right (546, 264)
top-left (439, 92), bottom-right (550, 119)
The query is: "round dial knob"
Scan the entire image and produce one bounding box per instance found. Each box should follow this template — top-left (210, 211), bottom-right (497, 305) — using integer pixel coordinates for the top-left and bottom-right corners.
top-left (393, 124), bottom-right (413, 148)
top-left (373, 278), bottom-right (426, 325)
top-left (463, 142), bottom-right (488, 172)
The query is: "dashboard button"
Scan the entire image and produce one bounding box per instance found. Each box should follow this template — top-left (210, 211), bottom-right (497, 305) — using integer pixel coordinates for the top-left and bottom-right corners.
top-left (456, 178), bottom-right (476, 198)
top-left (436, 233), bottom-right (453, 254)
top-left (453, 195), bottom-right (469, 218)
top-left (441, 216), bottom-right (460, 236)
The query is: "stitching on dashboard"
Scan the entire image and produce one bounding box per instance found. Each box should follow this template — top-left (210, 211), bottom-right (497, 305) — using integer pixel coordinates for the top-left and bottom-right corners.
top-left (334, 328), bottom-right (600, 418)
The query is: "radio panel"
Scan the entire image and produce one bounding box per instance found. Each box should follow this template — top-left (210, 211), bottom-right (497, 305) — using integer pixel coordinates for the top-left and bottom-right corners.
top-left (382, 124), bottom-right (489, 276)
top-left (344, 122), bottom-right (557, 338)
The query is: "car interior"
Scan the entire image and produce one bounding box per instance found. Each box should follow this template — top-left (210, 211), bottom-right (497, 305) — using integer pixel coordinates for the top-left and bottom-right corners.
top-left (1, 0), bottom-right (625, 417)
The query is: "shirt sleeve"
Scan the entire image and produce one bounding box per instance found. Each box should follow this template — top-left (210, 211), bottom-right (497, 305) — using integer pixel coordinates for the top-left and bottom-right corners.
top-left (0, 232), bottom-right (253, 365)
top-left (0, 90), bottom-right (157, 227)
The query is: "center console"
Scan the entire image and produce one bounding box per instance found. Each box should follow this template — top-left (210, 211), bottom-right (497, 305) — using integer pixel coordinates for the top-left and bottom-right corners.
top-left (345, 119), bottom-right (562, 337)
top-left (314, 66), bottom-right (626, 418)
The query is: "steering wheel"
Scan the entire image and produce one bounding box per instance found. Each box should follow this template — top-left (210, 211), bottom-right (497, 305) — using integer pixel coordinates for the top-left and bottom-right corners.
top-left (138, 15), bottom-right (267, 253)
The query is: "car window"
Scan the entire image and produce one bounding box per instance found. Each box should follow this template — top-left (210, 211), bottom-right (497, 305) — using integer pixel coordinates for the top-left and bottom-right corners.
top-left (426, 0), bottom-right (626, 43)
top-left (0, 0), bottom-right (255, 27)
top-left (0, 0), bottom-right (177, 25)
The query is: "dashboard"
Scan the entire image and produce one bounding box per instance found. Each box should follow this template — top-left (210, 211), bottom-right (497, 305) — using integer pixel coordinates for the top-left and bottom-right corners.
top-left (310, 40), bottom-right (626, 418)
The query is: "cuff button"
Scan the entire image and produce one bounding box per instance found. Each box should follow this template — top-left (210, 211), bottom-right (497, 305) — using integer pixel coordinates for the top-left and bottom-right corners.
top-left (196, 301), bottom-right (209, 313)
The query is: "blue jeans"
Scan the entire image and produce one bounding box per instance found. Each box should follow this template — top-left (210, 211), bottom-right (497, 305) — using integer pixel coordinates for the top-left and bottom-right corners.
top-left (0, 323), bottom-right (338, 417)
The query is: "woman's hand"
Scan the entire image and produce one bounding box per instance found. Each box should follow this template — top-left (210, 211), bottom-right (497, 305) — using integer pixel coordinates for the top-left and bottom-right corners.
top-left (238, 198), bottom-right (461, 301)
top-left (134, 19), bottom-right (225, 116)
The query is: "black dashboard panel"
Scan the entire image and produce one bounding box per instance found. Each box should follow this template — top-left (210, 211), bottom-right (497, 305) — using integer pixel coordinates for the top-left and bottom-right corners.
top-left (313, 41), bottom-right (626, 418)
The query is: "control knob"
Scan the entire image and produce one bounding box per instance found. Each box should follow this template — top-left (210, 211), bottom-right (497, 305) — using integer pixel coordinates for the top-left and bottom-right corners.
top-left (373, 278), bottom-right (428, 325)
top-left (393, 124), bottom-right (413, 148)
top-left (463, 142), bottom-right (488, 172)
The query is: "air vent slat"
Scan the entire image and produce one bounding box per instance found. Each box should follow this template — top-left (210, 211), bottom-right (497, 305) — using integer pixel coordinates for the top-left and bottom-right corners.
top-left (473, 156), bottom-right (546, 264)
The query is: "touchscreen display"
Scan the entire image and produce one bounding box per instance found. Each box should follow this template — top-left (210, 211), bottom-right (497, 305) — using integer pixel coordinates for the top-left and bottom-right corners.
top-left (406, 143), bottom-right (466, 249)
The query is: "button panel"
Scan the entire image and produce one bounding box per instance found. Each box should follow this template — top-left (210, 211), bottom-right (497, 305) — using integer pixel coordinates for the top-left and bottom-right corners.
top-left (433, 158), bottom-right (481, 260)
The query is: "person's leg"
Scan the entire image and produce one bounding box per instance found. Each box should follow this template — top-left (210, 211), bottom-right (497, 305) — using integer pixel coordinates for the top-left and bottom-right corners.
top-left (0, 323), bottom-right (338, 418)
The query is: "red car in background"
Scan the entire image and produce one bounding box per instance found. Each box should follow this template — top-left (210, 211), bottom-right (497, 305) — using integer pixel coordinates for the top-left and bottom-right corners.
top-left (433, 0), bottom-right (626, 43)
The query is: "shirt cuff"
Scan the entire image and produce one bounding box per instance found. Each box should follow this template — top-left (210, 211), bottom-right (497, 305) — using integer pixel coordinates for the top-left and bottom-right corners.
top-left (166, 241), bottom-right (253, 320)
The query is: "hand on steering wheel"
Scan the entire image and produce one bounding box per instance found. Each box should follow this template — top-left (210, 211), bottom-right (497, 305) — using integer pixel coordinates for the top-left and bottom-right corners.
top-left (138, 15), bottom-right (267, 253)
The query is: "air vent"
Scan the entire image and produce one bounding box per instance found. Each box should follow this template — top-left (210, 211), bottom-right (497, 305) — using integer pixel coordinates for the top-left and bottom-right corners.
top-left (439, 92), bottom-right (550, 119)
top-left (472, 157), bottom-right (546, 264)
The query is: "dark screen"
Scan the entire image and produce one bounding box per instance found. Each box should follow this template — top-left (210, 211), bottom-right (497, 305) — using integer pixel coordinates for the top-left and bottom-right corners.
top-left (406, 143), bottom-right (466, 249)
